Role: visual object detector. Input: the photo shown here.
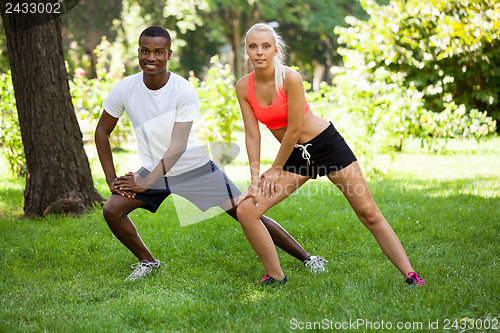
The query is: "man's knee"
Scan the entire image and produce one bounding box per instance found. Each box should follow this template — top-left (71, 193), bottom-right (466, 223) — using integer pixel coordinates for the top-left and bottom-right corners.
top-left (103, 196), bottom-right (144, 223)
top-left (102, 200), bottom-right (118, 222)
top-left (102, 197), bottom-right (130, 223)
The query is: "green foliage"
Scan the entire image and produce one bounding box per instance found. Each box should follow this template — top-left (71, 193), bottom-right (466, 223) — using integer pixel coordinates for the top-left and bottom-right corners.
top-left (329, 0), bottom-right (497, 156)
top-left (61, 0), bottom-right (123, 78)
top-left (0, 23), bottom-right (9, 74)
top-left (189, 56), bottom-right (241, 143)
top-left (336, 0), bottom-right (500, 121)
top-left (280, 0), bottom-right (368, 80)
top-left (0, 71), bottom-right (25, 176)
top-left (332, 63), bottom-right (495, 147)
top-left (69, 39), bottom-right (133, 146)
top-left (418, 102), bottom-right (497, 150)
top-left (174, 26), bottom-right (224, 78)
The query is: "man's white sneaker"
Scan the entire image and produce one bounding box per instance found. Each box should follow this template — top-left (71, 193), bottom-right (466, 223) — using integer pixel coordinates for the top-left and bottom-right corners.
top-left (304, 255), bottom-right (328, 273)
top-left (125, 259), bottom-right (161, 281)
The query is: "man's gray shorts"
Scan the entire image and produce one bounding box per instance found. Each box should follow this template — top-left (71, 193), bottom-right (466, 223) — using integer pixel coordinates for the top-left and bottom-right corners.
top-left (129, 160), bottom-right (242, 213)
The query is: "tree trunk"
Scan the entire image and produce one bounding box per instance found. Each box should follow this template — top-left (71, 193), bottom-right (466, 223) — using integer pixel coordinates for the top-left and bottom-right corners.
top-left (231, 15), bottom-right (243, 80)
top-left (2, 2), bottom-right (104, 217)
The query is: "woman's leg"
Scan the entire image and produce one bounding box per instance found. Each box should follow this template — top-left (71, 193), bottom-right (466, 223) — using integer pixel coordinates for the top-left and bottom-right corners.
top-left (236, 171), bottom-right (310, 279)
top-left (327, 162), bottom-right (414, 277)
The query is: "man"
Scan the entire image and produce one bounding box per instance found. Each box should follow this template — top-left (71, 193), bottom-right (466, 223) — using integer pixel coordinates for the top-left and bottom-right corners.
top-left (95, 26), bottom-right (326, 281)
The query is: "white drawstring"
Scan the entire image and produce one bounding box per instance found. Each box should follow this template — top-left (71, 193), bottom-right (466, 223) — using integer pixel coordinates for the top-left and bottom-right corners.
top-left (294, 143), bottom-right (312, 165)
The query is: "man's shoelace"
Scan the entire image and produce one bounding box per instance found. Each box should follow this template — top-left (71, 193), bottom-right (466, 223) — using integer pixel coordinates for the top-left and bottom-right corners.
top-left (305, 256), bottom-right (327, 273)
top-left (127, 262), bottom-right (154, 279)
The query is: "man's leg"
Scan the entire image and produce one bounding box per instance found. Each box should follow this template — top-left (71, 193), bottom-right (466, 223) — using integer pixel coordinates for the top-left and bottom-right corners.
top-left (102, 194), bottom-right (156, 262)
top-left (225, 208), bottom-right (309, 261)
top-left (169, 162), bottom-right (313, 263)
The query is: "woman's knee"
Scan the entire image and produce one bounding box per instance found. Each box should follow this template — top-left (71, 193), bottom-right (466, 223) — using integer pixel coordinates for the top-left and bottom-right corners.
top-left (357, 205), bottom-right (383, 227)
top-left (236, 199), bottom-right (260, 224)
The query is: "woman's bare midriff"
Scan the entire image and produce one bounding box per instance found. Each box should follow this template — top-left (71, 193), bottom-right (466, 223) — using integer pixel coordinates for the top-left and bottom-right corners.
top-left (270, 111), bottom-right (330, 144)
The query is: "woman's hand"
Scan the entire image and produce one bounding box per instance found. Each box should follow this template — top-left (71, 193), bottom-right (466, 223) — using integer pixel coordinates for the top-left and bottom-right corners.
top-left (259, 167), bottom-right (282, 198)
top-left (114, 172), bottom-right (148, 197)
top-left (239, 181), bottom-right (260, 207)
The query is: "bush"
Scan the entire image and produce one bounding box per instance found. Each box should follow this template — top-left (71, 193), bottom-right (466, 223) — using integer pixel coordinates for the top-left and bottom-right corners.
top-left (69, 38), bottom-right (132, 147)
top-left (189, 56), bottom-right (241, 143)
top-left (0, 71), bottom-right (25, 176)
top-left (328, 0), bottom-right (497, 156)
top-left (336, 0), bottom-right (500, 122)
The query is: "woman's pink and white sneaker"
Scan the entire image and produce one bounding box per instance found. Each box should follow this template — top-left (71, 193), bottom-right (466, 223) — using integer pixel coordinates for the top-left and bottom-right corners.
top-left (257, 273), bottom-right (288, 286)
top-left (405, 272), bottom-right (427, 286)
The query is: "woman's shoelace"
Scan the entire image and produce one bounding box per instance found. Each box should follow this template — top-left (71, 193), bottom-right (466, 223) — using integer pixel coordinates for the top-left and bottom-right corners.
top-left (408, 272), bottom-right (427, 286)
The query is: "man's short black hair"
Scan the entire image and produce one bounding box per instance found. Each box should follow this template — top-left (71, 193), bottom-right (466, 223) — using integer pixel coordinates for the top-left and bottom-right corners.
top-left (139, 26), bottom-right (171, 45)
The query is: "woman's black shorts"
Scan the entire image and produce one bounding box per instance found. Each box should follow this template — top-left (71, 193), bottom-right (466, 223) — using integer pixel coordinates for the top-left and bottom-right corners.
top-left (282, 122), bottom-right (357, 179)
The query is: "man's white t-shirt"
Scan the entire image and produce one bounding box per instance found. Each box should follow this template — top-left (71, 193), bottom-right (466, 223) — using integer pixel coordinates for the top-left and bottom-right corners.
top-left (103, 72), bottom-right (210, 176)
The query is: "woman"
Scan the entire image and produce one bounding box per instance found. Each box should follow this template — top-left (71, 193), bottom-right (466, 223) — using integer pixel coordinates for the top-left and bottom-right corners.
top-left (235, 23), bottom-right (426, 286)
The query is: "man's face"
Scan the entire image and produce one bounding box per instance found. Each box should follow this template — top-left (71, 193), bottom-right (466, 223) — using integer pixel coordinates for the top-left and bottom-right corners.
top-left (138, 36), bottom-right (172, 76)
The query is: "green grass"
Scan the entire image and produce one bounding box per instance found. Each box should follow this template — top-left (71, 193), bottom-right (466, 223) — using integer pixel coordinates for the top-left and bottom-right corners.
top-left (1, 138), bottom-right (499, 332)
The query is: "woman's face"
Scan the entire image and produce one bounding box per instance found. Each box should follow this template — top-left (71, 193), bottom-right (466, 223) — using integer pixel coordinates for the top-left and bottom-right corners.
top-left (246, 30), bottom-right (278, 69)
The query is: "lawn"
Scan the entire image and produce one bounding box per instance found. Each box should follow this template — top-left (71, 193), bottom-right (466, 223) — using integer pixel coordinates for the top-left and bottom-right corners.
top-left (0, 138), bottom-right (499, 332)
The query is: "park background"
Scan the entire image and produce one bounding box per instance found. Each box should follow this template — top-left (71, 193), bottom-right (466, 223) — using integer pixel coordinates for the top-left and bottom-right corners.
top-left (0, 0), bottom-right (499, 332)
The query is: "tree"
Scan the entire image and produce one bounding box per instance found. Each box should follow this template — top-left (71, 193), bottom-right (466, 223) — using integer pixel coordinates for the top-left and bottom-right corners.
top-left (61, 0), bottom-right (122, 78)
top-left (1, 0), bottom-right (104, 217)
top-left (279, 0), bottom-right (368, 85)
top-left (0, 22), bottom-right (8, 73)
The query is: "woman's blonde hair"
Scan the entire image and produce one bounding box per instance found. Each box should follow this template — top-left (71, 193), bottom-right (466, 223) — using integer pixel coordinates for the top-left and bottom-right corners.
top-left (244, 22), bottom-right (288, 90)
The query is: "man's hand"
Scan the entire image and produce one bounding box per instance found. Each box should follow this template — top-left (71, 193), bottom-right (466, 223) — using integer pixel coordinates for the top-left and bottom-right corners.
top-left (114, 172), bottom-right (149, 197)
top-left (239, 181), bottom-right (259, 207)
top-left (107, 176), bottom-right (136, 199)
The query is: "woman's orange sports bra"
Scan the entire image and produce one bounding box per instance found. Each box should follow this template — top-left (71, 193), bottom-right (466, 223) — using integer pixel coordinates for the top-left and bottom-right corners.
top-left (247, 71), bottom-right (310, 130)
